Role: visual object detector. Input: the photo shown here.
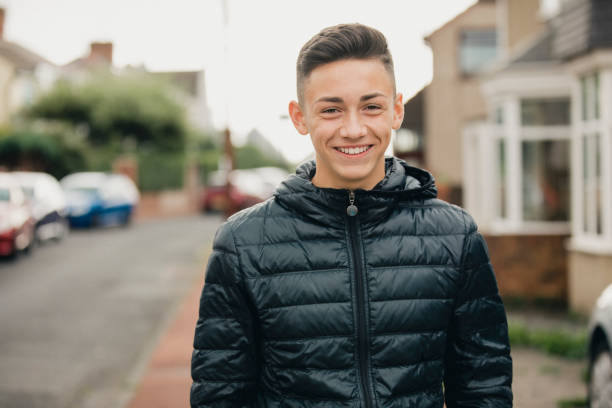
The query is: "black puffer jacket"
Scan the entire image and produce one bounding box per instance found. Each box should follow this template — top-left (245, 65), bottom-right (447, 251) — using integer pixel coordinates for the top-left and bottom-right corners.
top-left (191, 157), bottom-right (512, 407)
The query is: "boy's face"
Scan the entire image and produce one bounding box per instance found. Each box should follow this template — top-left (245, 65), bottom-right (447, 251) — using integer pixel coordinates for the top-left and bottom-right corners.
top-left (289, 58), bottom-right (403, 190)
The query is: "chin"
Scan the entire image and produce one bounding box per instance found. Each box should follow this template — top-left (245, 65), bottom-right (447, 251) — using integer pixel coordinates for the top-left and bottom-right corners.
top-left (335, 169), bottom-right (376, 188)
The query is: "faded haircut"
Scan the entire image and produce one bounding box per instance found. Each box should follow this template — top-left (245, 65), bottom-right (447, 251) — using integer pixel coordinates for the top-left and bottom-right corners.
top-left (296, 23), bottom-right (396, 105)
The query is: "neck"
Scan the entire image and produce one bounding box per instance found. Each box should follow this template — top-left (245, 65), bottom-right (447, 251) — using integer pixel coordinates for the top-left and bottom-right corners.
top-left (311, 162), bottom-right (386, 191)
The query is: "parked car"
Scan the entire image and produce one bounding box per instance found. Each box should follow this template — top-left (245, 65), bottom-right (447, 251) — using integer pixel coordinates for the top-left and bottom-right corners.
top-left (201, 169), bottom-right (262, 213)
top-left (13, 171), bottom-right (69, 242)
top-left (588, 284), bottom-right (612, 406)
top-left (0, 173), bottom-right (36, 257)
top-left (201, 167), bottom-right (289, 214)
top-left (60, 172), bottom-right (140, 228)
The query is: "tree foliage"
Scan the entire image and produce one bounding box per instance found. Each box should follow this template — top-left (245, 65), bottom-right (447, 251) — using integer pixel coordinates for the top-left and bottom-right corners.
top-left (0, 130), bottom-right (87, 179)
top-left (26, 73), bottom-right (187, 152)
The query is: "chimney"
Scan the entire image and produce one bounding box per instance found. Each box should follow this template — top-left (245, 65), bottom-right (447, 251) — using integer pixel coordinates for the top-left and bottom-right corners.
top-left (89, 42), bottom-right (113, 64)
top-left (0, 8), bottom-right (5, 40)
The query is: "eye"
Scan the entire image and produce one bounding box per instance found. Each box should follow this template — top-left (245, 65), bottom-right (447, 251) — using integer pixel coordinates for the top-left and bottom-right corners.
top-left (321, 107), bottom-right (340, 114)
top-left (365, 104), bottom-right (382, 111)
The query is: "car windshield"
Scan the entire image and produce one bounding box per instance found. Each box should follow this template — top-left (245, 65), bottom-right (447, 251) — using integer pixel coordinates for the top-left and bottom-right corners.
top-left (0, 188), bottom-right (9, 201)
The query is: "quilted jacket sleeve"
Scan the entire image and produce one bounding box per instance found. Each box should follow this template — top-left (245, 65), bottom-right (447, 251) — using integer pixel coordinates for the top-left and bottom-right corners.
top-left (443, 217), bottom-right (513, 407)
top-left (191, 222), bottom-right (258, 407)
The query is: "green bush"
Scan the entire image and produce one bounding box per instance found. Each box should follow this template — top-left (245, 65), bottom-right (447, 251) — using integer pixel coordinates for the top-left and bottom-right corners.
top-left (83, 143), bottom-right (123, 172)
top-left (138, 152), bottom-right (185, 191)
top-left (0, 130), bottom-right (86, 179)
top-left (198, 149), bottom-right (221, 184)
top-left (557, 396), bottom-right (588, 408)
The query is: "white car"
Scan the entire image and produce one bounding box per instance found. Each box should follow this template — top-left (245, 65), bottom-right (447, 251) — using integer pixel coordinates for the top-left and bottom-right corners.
top-left (0, 173), bottom-right (36, 257)
top-left (13, 172), bottom-right (69, 242)
top-left (588, 284), bottom-right (612, 406)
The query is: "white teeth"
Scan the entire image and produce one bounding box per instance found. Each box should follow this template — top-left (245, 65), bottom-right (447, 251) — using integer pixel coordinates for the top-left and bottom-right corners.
top-left (338, 146), bottom-right (370, 155)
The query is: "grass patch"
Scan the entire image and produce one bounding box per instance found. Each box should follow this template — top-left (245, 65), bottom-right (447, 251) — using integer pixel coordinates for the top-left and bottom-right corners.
top-left (557, 396), bottom-right (588, 408)
top-left (504, 295), bottom-right (567, 311)
top-left (508, 322), bottom-right (588, 360)
top-left (539, 363), bottom-right (561, 376)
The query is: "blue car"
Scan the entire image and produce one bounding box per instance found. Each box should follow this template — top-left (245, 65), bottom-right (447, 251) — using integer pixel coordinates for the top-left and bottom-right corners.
top-left (60, 172), bottom-right (140, 228)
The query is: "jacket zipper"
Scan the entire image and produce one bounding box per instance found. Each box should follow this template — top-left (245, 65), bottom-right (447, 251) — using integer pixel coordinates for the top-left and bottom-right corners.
top-left (346, 191), bottom-right (374, 408)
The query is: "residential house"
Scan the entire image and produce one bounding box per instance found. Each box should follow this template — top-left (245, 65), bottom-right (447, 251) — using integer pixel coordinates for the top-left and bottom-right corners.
top-left (419, 0), bottom-right (545, 204)
top-left (462, 0), bottom-right (612, 314)
top-left (422, 0), bottom-right (498, 203)
top-left (0, 8), bottom-right (57, 124)
top-left (62, 42), bottom-right (212, 132)
top-left (412, 0), bottom-right (579, 305)
top-left (562, 0), bottom-right (612, 315)
top-left (60, 41), bottom-right (115, 82)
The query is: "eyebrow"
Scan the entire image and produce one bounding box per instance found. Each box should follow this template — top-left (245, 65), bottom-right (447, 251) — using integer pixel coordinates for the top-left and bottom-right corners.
top-left (315, 96), bottom-right (343, 103)
top-left (314, 92), bottom-right (386, 104)
top-left (360, 92), bottom-right (385, 101)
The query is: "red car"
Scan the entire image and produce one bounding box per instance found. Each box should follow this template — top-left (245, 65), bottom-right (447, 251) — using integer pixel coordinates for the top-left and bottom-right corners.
top-left (201, 168), bottom-right (289, 215)
top-left (201, 170), bottom-right (262, 214)
top-left (0, 173), bottom-right (36, 258)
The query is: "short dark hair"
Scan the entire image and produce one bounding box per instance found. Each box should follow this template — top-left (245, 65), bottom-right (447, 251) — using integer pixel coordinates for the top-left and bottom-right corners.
top-left (296, 23), bottom-right (395, 104)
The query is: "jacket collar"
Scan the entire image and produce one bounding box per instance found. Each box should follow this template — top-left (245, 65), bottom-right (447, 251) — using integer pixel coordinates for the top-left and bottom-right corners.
top-left (274, 156), bottom-right (437, 226)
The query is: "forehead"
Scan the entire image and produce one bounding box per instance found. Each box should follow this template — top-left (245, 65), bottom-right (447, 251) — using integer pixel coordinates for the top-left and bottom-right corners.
top-left (303, 58), bottom-right (394, 102)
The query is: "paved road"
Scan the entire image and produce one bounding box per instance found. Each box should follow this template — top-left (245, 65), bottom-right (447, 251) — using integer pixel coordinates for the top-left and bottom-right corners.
top-left (0, 215), bottom-right (222, 408)
top-left (512, 347), bottom-right (587, 407)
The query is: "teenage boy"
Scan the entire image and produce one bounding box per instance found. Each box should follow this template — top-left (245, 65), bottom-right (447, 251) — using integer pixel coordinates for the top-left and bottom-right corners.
top-left (191, 23), bottom-right (512, 407)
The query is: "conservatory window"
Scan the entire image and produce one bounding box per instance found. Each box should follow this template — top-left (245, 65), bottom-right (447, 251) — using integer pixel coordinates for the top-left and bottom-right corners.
top-left (581, 134), bottom-right (603, 235)
top-left (577, 72), bottom-right (605, 240)
top-left (493, 97), bottom-right (571, 232)
top-left (522, 140), bottom-right (570, 222)
top-left (581, 74), bottom-right (600, 121)
top-left (495, 106), bottom-right (504, 125)
top-left (498, 139), bottom-right (507, 218)
top-left (464, 94), bottom-right (572, 234)
top-left (521, 98), bottom-right (570, 126)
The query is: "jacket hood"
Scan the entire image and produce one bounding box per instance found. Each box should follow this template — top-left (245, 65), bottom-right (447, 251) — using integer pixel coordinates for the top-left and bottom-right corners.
top-left (274, 156), bottom-right (437, 226)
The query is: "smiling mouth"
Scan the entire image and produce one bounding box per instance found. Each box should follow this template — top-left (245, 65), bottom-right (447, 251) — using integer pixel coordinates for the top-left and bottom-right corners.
top-left (334, 145), bottom-right (373, 156)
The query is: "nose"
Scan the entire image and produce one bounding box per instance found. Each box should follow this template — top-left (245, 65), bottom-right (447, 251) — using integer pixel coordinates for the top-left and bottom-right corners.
top-left (339, 112), bottom-right (366, 139)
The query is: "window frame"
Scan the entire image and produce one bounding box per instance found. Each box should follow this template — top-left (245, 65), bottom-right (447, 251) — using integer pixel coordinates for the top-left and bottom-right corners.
top-left (491, 96), bottom-right (571, 235)
top-left (571, 69), bottom-right (612, 254)
top-left (463, 91), bottom-right (572, 236)
top-left (458, 27), bottom-right (498, 76)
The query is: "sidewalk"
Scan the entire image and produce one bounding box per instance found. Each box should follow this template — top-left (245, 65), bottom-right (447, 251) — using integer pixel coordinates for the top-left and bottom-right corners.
top-left (126, 276), bottom-right (203, 408)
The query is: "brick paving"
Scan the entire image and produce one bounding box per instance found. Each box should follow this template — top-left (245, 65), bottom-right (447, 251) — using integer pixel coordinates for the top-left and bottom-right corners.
top-left (126, 278), bottom-right (203, 408)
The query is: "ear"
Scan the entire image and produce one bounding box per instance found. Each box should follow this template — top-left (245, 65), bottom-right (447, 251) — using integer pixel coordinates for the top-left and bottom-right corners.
top-left (391, 93), bottom-right (404, 130)
top-left (288, 100), bottom-right (309, 135)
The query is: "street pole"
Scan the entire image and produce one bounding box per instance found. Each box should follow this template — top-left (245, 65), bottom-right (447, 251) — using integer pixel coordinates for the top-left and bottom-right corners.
top-left (223, 128), bottom-right (236, 217)
top-left (220, 0), bottom-right (236, 218)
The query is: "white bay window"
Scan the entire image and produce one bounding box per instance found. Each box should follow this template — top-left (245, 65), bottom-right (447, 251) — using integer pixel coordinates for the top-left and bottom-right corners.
top-left (571, 69), bottom-right (612, 253)
top-left (463, 70), bottom-right (572, 234)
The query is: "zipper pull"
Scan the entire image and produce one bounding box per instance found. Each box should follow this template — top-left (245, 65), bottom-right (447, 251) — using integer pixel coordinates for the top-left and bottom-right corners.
top-left (347, 191), bottom-right (358, 216)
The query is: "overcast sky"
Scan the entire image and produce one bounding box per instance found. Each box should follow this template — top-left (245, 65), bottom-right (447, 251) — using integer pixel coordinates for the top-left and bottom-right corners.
top-left (1, 0), bottom-right (476, 162)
